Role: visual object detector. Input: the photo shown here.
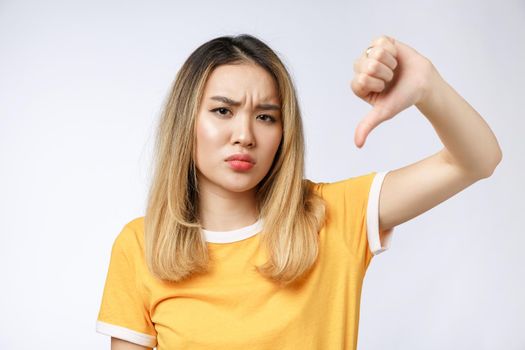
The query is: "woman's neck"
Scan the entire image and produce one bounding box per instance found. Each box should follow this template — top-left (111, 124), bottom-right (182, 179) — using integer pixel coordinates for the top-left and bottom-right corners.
top-left (197, 182), bottom-right (259, 231)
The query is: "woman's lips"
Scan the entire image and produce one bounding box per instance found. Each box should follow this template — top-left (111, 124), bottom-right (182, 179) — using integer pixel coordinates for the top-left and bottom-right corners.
top-left (225, 153), bottom-right (255, 171)
top-left (227, 160), bottom-right (254, 171)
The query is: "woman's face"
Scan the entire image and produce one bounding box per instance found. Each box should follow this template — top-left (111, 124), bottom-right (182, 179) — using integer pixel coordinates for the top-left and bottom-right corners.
top-left (194, 62), bottom-right (283, 195)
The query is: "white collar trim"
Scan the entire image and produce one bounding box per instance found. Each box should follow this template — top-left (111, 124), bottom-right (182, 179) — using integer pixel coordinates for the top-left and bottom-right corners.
top-left (202, 218), bottom-right (264, 243)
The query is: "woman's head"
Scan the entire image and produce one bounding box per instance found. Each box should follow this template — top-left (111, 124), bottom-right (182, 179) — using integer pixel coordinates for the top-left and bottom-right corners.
top-left (194, 61), bottom-right (283, 197)
top-left (145, 34), bottom-right (325, 286)
top-left (161, 34), bottom-right (305, 216)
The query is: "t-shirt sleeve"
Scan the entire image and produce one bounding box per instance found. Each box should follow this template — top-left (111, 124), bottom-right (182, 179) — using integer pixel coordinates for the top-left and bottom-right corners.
top-left (96, 223), bottom-right (157, 348)
top-left (366, 171), bottom-right (394, 257)
top-left (311, 170), bottom-right (395, 268)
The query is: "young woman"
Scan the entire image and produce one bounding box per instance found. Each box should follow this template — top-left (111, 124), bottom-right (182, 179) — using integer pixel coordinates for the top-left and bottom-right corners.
top-left (96, 34), bottom-right (502, 350)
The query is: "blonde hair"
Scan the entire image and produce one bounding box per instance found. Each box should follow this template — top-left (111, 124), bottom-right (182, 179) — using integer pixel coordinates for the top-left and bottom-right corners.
top-left (144, 34), bottom-right (326, 287)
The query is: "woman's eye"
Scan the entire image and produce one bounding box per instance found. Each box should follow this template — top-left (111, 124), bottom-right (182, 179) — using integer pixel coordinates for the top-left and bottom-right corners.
top-left (258, 114), bottom-right (276, 123)
top-left (211, 107), bottom-right (231, 117)
top-left (210, 108), bottom-right (276, 123)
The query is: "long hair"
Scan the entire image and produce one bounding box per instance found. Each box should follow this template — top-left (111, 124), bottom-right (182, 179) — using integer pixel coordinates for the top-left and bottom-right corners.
top-left (144, 34), bottom-right (326, 287)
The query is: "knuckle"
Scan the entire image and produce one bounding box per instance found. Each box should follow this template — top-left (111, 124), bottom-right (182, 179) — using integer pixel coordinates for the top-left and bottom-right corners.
top-left (352, 60), bottom-right (360, 72)
top-left (392, 58), bottom-right (398, 70)
top-left (377, 36), bottom-right (390, 46)
top-left (375, 47), bottom-right (386, 60)
top-left (367, 60), bottom-right (380, 74)
top-left (351, 79), bottom-right (365, 96)
top-left (350, 79), bottom-right (357, 92)
top-left (373, 80), bottom-right (385, 92)
top-left (386, 70), bottom-right (394, 82)
top-left (373, 34), bottom-right (387, 43)
top-left (357, 74), bottom-right (368, 87)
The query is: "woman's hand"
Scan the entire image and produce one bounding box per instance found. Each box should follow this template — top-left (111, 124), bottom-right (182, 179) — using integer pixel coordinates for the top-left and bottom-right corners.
top-left (351, 35), bottom-right (440, 148)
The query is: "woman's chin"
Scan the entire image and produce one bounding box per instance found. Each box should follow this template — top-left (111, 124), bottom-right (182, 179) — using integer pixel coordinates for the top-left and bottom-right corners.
top-left (221, 181), bottom-right (258, 194)
top-left (197, 169), bottom-right (263, 194)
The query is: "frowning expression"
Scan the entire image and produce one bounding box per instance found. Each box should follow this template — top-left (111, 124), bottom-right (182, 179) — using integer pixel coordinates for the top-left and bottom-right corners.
top-left (194, 62), bottom-right (283, 194)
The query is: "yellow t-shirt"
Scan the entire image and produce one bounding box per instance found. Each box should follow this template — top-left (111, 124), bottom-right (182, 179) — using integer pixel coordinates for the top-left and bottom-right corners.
top-left (96, 171), bottom-right (394, 349)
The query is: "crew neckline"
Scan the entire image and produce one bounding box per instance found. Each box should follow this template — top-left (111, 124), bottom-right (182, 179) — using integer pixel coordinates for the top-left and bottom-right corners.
top-left (202, 218), bottom-right (264, 243)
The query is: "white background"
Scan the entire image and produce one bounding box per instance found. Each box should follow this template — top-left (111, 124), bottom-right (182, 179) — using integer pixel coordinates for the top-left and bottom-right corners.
top-left (1, 0), bottom-right (523, 348)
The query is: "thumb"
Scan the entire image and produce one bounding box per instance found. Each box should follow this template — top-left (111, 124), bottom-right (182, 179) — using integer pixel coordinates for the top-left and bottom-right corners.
top-left (354, 106), bottom-right (391, 148)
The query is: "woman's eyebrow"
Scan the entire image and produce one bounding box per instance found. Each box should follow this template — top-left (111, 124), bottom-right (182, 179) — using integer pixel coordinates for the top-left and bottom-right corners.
top-left (210, 95), bottom-right (281, 111)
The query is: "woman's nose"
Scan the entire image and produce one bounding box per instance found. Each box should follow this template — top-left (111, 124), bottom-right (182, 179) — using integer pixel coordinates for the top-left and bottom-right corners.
top-left (231, 112), bottom-right (255, 148)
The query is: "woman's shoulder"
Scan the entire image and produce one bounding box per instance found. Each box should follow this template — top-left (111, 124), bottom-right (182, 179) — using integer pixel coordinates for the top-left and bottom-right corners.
top-left (304, 171), bottom-right (377, 196)
top-left (124, 216), bottom-right (145, 232)
top-left (111, 216), bottom-right (146, 253)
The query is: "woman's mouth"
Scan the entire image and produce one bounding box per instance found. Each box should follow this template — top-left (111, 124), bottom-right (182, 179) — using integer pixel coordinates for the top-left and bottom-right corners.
top-left (226, 160), bottom-right (254, 171)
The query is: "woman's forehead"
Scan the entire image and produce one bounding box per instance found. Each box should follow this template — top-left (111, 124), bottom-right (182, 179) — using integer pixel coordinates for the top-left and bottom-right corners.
top-left (202, 63), bottom-right (280, 103)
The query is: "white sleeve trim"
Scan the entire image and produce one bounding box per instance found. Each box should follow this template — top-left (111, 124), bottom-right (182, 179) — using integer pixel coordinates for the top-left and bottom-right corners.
top-left (96, 320), bottom-right (157, 347)
top-left (367, 170), bottom-right (395, 255)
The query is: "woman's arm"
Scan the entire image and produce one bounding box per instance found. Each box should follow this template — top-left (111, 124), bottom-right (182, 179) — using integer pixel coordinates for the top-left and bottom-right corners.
top-left (416, 72), bottom-right (502, 177)
top-left (351, 35), bottom-right (502, 232)
top-left (111, 337), bottom-right (152, 350)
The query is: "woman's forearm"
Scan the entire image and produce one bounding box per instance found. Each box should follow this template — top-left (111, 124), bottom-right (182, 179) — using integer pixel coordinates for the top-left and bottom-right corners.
top-left (416, 69), bottom-right (503, 178)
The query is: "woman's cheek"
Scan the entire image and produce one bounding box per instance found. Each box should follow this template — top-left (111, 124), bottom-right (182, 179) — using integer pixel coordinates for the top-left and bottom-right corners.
top-left (197, 116), bottom-right (223, 144)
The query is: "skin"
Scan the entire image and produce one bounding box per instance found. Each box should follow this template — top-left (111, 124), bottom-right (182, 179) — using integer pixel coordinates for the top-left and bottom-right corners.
top-left (109, 61), bottom-right (283, 350)
top-left (110, 36), bottom-right (503, 349)
top-left (351, 35), bottom-right (502, 233)
top-left (111, 338), bottom-right (150, 350)
top-left (193, 62), bottom-right (283, 231)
